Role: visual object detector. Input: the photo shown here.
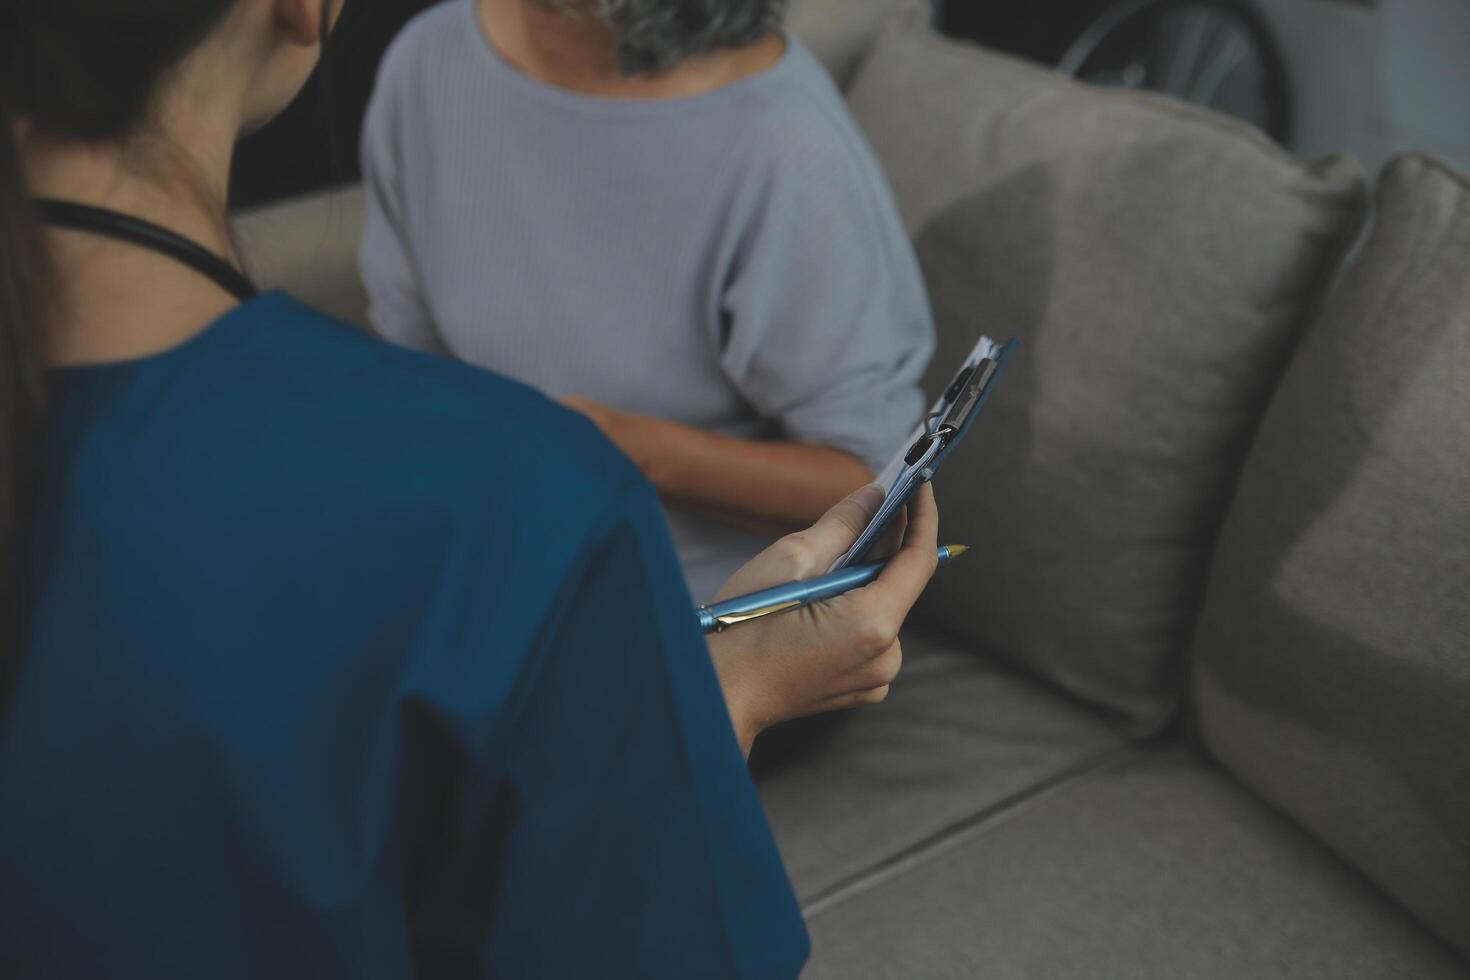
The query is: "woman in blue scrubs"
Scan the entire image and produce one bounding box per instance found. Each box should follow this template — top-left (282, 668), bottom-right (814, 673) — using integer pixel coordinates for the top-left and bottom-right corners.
top-left (0, 1), bottom-right (939, 977)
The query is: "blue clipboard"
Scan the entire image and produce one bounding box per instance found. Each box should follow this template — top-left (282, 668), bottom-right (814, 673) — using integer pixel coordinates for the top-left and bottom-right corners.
top-left (829, 335), bottom-right (1019, 571)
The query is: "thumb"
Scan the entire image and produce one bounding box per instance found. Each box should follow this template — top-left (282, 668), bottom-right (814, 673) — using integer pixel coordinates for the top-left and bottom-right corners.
top-left (794, 483), bottom-right (886, 567)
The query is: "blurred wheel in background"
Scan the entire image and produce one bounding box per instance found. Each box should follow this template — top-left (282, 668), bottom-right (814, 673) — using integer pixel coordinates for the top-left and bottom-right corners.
top-left (940, 0), bottom-right (1291, 145)
top-left (1057, 0), bottom-right (1291, 142)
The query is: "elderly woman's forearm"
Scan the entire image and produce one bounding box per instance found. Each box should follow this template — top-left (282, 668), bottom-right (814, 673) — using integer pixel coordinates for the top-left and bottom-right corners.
top-left (646, 417), bottom-right (873, 529)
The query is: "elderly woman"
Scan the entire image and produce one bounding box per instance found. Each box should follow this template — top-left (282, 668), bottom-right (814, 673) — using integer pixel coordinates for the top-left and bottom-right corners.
top-left (360, 0), bottom-right (934, 599)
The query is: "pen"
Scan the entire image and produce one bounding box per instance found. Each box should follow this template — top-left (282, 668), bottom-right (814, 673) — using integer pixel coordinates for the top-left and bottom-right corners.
top-left (697, 545), bottom-right (969, 634)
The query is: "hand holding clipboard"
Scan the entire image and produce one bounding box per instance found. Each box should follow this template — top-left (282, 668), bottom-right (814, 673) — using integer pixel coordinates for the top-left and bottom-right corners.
top-left (696, 334), bottom-right (1017, 632)
top-left (829, 334), bottom-right (1018, 572)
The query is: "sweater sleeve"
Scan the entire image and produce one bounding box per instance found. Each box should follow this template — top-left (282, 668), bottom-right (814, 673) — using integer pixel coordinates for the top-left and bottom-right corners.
top-left (407, 464), bottom-right (810, 979)
top-left (717, 105), bottom-right (936, 472)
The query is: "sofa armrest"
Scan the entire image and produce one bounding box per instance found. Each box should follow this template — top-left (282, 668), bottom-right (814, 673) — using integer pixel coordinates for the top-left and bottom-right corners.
top-left (233, 183), bottom-right (370, 331)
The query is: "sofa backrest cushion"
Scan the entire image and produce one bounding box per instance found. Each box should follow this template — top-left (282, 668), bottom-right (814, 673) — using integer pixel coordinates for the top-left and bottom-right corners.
top-left (235, 184), bottom-right (370, 330)
top-left (1192, 154), bottom-right (1470, 955)
top-left (787, 0), bottom-right (929, 90)
top-left (846, 26), bottom-right (1370, 730)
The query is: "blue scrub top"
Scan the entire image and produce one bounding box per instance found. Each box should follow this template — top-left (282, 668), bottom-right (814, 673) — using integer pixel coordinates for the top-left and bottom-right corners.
top-left (0, 294), bottom-right (808, 978)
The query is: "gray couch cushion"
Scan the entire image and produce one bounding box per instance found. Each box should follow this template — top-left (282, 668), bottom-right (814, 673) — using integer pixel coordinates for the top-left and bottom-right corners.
top-left (1192, 154), bottom-right (1470, 957)
top-left (803, 750), bottom-right (1469, 979)
top-left (757, 632), bottom-right (1124, 904)
top-left (845, 27), bottom-right (1369, 731)
top-left (787, 0), bottom-right (929, 90)
top-left (234, 184), bottom-right (370, 330)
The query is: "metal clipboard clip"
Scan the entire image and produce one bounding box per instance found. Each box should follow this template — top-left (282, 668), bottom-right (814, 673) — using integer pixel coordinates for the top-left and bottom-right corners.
top-left (902, 356), bottom-right (1001, 467)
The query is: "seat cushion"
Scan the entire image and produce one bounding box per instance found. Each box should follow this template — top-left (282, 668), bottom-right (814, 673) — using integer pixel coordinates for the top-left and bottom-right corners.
top-left (786, 0), bottom-right (929, 90)
top-left (757, 631), bottom-right (1125, 904)
top-left (802, 749), bottom-right (1469, 979)
top-left (1191, 154), bottom-right (1470, 957)
top-left (234, 184), bottom-right (370, 330)
top-left (844, 26), bottom-right (1369, 731)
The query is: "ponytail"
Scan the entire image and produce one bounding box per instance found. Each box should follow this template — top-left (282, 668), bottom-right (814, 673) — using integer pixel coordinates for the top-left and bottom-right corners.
top-left (0, 0), bottom-right (339, 680)
top-left (0, 93), bottom-right (47, 670)
top-left (0, 0), bottom-right (243, 687)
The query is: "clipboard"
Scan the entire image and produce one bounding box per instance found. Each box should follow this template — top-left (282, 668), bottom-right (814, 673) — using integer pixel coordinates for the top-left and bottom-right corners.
top-left (829, 334), bottom-right (1018, 571)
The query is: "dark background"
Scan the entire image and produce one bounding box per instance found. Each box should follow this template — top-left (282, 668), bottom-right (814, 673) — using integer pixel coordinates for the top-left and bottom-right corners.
top-left (230, 0), bottom-right (437, 208)
top-left (939, 0), bottom-right (1110, 62)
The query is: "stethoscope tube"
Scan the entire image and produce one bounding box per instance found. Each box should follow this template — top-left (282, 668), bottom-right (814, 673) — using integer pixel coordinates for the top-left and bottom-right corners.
top-left (33, 198), bottom-right (259, 303)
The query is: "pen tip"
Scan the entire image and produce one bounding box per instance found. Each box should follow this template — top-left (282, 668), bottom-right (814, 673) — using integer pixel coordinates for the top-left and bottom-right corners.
top-left (945, 544), bottom-right (970, 559)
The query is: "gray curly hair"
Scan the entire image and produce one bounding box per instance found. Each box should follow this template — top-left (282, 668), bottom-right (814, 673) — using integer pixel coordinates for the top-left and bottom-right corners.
top-left (533, 0), bottom-right (791, 75)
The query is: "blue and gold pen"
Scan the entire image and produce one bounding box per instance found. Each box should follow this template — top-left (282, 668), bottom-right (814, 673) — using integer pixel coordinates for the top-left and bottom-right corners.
top-left (697, 545), bottom-right (968, 634)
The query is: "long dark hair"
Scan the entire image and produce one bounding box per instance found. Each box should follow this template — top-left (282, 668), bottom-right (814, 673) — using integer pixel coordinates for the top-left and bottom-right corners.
top-left (0, 1), bottom-right (258, 666)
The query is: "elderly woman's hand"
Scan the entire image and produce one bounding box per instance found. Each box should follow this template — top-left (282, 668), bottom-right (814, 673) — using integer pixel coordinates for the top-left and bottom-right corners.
top-left (707, 483), bottom-right (940, 756)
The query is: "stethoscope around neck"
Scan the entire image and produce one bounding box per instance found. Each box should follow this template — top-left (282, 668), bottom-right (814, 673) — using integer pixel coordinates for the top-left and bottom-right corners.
top-left (33, 198), bottom-right (259, 303)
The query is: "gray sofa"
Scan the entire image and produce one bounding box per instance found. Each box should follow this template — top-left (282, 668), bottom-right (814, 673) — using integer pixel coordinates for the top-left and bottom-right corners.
top-left (235, 3), bottom-right (1470, 976)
